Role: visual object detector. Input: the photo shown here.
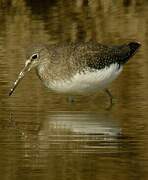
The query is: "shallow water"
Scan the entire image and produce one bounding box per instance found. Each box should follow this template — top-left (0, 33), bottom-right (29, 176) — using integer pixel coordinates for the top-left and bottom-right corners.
top-left (0, 0), bottom-right (148, 180)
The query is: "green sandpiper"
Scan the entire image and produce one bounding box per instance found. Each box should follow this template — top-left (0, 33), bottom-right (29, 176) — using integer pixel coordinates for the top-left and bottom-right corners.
top-left (9, 41), bottom-right (141, 105)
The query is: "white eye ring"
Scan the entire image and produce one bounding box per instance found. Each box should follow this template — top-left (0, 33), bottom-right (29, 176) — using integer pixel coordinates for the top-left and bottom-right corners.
top-left (31, 53), bottom-right (38, 60)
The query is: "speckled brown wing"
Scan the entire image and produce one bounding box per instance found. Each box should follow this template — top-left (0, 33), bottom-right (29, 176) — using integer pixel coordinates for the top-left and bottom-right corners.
top-left (71, 42), bottom-right (140, 71)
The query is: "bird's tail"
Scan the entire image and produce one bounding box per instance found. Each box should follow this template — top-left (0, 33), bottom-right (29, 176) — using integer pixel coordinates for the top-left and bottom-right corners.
top-left (118, 41), bottom-right (141, 65)
top-left (128, 42), bottom-right (141, 56)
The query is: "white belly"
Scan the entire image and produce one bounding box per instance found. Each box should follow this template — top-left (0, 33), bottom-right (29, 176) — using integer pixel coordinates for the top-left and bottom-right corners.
top-left (45, 63), bottom-right (123, 94)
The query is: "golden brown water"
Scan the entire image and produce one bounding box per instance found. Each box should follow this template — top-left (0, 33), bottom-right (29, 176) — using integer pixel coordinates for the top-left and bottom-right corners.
top-left (0, 0), bottom-right (148, 180)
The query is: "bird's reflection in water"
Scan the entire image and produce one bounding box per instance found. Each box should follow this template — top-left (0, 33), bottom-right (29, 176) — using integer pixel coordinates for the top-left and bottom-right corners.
top-left (36, 112), bottom-right (122, 154)
top-left (1, 111), bottom-right (139, 180)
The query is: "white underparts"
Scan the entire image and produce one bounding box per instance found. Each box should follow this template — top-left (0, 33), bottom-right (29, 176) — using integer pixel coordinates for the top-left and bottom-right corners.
top-left (40, 63), bottom-right (123, 94)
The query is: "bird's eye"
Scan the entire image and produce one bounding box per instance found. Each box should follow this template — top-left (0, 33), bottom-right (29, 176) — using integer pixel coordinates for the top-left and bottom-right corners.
top-left (31, 54), bottom-right (38, 60)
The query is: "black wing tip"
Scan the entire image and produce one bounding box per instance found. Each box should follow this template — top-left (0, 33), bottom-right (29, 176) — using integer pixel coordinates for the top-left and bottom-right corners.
top-left (128, 41), bottom-right (141, 51)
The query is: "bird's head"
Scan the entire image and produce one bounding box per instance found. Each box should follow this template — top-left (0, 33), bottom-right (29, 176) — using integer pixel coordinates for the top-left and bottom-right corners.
top-left (9, 45), bottom-right (49, 96)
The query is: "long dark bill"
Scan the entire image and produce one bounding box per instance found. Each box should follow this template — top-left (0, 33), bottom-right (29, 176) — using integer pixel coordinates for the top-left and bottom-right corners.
top-left (9, 61), bottom-right (31, 96)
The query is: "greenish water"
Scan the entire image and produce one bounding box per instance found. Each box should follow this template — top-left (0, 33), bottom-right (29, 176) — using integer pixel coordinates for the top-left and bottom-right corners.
top-left (0, 0), bottom-right (148, 180)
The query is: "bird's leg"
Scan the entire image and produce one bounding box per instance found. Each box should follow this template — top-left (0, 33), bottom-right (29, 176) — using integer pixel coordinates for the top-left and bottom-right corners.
top-left (67, 96), bottom-right (75, 103)
top-left (105, 89), bottom-right (113, 108)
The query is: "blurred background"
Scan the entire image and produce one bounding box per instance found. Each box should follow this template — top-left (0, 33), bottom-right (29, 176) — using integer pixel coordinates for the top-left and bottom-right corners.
top-left (0, 0), bottom-right (148, 180)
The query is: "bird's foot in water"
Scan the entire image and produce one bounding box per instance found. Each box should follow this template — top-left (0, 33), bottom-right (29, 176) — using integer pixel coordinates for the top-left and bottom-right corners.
top-left (105, 89), bottom-right (114, 110)
top-left (67, 96), bottom-right (75, 103)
